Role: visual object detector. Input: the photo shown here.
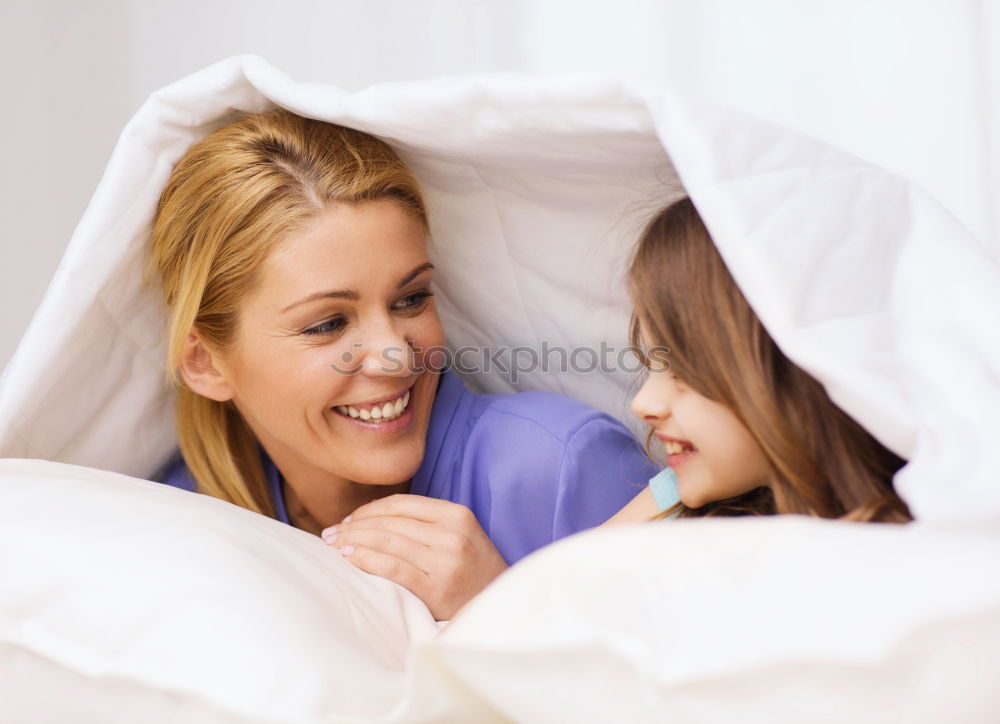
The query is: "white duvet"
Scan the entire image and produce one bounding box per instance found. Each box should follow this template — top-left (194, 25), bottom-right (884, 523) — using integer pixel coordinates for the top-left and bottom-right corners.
top-left (1, 56), bottom-right (999, 722)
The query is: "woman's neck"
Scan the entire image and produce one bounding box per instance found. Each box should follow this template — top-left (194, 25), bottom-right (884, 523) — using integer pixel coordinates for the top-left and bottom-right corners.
top-left (281, 475), bottom-right (410, 535)
top-left (253, 434), bottom-right (411, 534)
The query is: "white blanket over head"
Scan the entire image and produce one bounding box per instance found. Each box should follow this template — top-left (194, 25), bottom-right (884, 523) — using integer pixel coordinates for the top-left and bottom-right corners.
top-left (2, 55), bottom-right (998, 523)
top-left (1, 55), bottom-right (999, 722)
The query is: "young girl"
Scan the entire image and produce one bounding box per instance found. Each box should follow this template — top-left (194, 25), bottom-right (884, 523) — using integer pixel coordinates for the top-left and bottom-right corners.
top-left (608, 196), bottom-right (910, 524)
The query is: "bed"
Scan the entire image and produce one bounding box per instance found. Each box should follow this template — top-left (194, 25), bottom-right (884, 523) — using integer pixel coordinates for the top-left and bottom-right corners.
top-left (1, 56), bottom-right (998, 722)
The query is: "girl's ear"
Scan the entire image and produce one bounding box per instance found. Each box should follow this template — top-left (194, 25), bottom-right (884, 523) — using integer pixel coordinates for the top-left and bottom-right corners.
top-left (177, 331), bottom-right (235, 402)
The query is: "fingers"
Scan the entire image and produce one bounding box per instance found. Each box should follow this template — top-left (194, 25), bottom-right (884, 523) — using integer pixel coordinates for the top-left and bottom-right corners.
top-left (323, 496), bottom-right (504, 620)
top-left (336, 542), bottom-right (430, 598)
top-left (325, 524), bottom-right (437, 571)
top-left (324, 514), bottom-right (437, 546)
top-left (342, 493), bottom-right (472, 526)
top-left (324, 515), bottom-right (473, 569)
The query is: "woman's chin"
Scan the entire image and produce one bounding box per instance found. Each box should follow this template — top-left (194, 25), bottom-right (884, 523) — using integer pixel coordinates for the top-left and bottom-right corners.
top-left (342, 452), bottom-right (424, 488)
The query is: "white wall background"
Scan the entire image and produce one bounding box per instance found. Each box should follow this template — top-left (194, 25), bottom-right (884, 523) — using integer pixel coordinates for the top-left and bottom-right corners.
top-left (2, 0), bottom-right (997, 372)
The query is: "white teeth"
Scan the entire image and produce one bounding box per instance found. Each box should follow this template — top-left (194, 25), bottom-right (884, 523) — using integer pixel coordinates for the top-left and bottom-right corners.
top-left (336, 387), bottom-right (412, 423)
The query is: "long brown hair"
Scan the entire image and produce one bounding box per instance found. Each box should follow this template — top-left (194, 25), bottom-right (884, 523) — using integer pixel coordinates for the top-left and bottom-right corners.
top-left (148, 109), bottom-right (427, 517)
top-left (628, 197), bottom-right (910, 523)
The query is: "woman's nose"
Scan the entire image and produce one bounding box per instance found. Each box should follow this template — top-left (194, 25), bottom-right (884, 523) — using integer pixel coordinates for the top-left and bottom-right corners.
top-left (359, 320), bottom-right (413, 377)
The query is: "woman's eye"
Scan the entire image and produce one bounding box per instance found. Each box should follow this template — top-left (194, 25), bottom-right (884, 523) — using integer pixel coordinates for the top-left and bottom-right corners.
top-left (394, 290), bottom-right (434, 312)
top-left (302, 317), bottom-right (347, 336)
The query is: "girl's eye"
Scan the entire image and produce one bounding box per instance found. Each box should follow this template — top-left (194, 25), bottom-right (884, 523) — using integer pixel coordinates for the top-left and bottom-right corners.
top-left (302, 317), bottom-right (347, 337)
top-left (394, 290), bottom-right (434, 312)
top-left (668, 371), bottom-right (689, 392)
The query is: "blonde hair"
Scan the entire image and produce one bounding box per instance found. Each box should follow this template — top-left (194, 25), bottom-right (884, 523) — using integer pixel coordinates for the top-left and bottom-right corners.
top-left (148, 109), bottom-right (427, 516)
top-left (629, 197), bottom-right (910, 523)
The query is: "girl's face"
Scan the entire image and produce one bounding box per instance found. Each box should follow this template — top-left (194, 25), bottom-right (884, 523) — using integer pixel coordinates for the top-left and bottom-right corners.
top-left (213, 200), bottom-right (446, 492)
top-left (630, 328), bottom-right (772, 508)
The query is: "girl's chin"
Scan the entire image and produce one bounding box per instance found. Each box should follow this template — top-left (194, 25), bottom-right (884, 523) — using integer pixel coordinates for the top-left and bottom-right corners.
top-left (676, 479), bottom-right (710, 510)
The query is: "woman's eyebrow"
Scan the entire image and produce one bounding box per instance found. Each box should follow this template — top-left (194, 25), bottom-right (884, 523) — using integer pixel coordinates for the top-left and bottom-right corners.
top-left (396, 262), bottom-right (434, 289)
top-left (281, 262), bottom-right (434, 313)
top-left (282, 288), bottom-right (360, 312)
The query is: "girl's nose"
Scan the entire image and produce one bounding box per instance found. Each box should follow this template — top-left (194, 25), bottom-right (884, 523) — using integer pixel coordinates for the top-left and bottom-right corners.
top-left (630, 376), bottom-right (671, 423)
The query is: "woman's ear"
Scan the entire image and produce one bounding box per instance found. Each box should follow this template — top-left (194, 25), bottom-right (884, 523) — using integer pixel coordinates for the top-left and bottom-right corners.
top-left (177, 331), bottom-right (235, 402)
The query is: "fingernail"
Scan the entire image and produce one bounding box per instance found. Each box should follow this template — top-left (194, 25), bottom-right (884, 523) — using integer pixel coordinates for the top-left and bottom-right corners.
top-left (321, 526), bottom-right (338, 544)
top-left (341, 544), bottom-right (355, 557)
top-left (341, 515), bottom-right (353, 523)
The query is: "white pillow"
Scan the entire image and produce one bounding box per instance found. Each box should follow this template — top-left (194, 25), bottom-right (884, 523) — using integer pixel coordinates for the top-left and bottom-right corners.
top-left (0, 458), bottom-right (439, 723)
top-left (405, 517), bottom-right (1000, 723)
top-left (5, 460), bottom-right (998, 723)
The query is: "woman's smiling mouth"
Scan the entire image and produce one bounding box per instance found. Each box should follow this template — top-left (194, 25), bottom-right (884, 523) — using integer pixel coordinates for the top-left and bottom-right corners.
top-left (332, 384), bottom-right (415, 431)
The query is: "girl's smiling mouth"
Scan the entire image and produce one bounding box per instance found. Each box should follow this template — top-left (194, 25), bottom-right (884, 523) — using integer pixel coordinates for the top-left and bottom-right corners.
top-left (654, 432), bottom-right (698, 467)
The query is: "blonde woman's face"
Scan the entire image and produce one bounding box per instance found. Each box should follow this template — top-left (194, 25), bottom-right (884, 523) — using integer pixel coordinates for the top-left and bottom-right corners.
top-left (630, 328), bottom-right (771, 508)
top-left (218, 200), bottom-right (446, 495)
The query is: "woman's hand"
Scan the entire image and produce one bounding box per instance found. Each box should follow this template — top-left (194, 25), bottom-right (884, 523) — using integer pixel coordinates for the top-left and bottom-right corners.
top-left (321, 494), bottom-right (509, 621)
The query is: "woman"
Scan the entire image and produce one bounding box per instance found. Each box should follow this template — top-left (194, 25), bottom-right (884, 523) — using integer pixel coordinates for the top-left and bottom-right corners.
top-left (150, 109), bottom-right (657, 619)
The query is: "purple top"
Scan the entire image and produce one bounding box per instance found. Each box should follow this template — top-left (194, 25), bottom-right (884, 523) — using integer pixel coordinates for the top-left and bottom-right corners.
top-left (160, 370), bottom-right (656, 563)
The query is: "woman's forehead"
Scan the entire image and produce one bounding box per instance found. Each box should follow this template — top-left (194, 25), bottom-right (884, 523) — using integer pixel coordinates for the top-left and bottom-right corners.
top-left (254, 202), bottom-right (431, 308)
